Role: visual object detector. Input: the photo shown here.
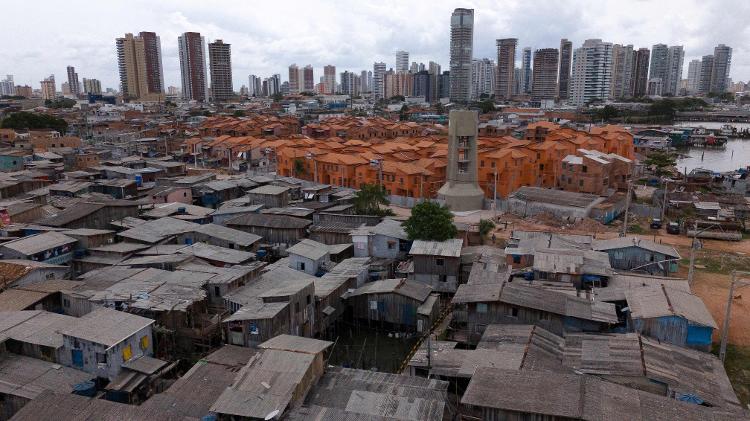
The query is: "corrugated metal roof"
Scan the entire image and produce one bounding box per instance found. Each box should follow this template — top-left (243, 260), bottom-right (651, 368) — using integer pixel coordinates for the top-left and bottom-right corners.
top-left (0, 231), bottom-right (77, 256)
top-left (409, 239), bottom-right (463, 257)
top-left (60, 307), bottom-right (154, 348)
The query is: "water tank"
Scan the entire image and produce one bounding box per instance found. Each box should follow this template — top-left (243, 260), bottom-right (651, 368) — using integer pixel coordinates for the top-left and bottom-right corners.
top-left (134, 174), bottom-right (143, 187)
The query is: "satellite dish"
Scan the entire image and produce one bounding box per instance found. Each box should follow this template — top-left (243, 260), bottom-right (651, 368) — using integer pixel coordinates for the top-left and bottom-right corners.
top-left (265, 409), bottom-right (280, 420)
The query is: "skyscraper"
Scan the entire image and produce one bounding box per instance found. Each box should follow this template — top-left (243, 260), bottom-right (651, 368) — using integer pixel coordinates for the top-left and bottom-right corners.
top-left (686, 59), bottom-right (701, 94)
top-left (40, 75), bottom-right (56, 100)
top-left (449, 8), bottom-right (474, 102)
top-left (248, 75), bottom-right (261, 96)
top-left (303, 65), bottom-right (314, 92)
top-left (495, 38), bottom-right (517, 100)
top-left (663, 46), bottom-right (684, 96)
top-left (610, 44), bottom-right (634, 99)
top-left (178, 32), bottom-right (208, 102)
top-left (709, 44), bottom-right (732, 94)
top-left (558, 39), bottom-right (573, 100)
top-left (521, 47), bottom-right (532, 94)
top-left (208, 39), bottom-right (232, 101)
top-left (288, 64), bottom-right (301, 94)
top-left (66, 66), bottom-right (80, 97)
top-left (82, 78), bottom-right (102, 95)
top-left (630, 48), bottom-right (650, 97)
top-left (698, 55), bottom-right (714, 95)
top-left (569, 39), bottom-right (613, 106)
top-left (649, 44), bottom-right (668, 83)
top-left (360, 70), bottom-right (369, 92)
top-left (0, 75), bottom-right (15, 96)
top-left (340, 71), bottom-right (361, 96)
top-left (531, 48), bottom-right (559, 101)
top-left (396, 51), bottom-right (409, 73)
top-left (323, 65), bottom-right (336, 94)
top-left (373, 62), bottom-right (386, 99)
top-left (116, 32), bottom-right (165, 101)
top-left (470, 58), bottom-right (495, 100)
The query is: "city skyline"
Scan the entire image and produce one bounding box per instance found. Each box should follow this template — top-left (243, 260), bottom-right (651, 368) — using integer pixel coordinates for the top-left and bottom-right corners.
top-left (1, 0), bottom-right (748, 92)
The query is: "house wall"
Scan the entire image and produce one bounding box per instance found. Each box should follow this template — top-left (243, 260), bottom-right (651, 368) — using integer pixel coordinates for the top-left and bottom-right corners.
top-left (11, 267), bottom-right (70, 288)
top-left (288, 254), bottom-right (322, 276)
top-left (350, 292), bottom-right (422, 330)
top-left (246, 191), bottom-right (289, 208)
top-left (631, 315), bottom-right (688, 349)
top-left (225, 311), bottom-right (290, 347)
top-left (227, 224), bottom-right (306, 246)
top-left (412, 255), bottom-right (460, 293)
top-left (602, 246), bottom-right (678, 275)
top-left (61, 325), bottom-right (153, 380)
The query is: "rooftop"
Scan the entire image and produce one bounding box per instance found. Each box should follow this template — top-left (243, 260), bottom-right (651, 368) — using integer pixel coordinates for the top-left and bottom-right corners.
top-left (60, 307), bottom-right (154, 349)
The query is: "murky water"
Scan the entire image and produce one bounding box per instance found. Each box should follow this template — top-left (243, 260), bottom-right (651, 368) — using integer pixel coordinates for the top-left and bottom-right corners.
top-left (673, 122), bottom-right (750, 173)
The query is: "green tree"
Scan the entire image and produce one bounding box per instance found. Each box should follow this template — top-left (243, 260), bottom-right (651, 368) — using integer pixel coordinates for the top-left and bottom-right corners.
top-left (0, 111), bottom-right (68, 134)
top-left (233, 109), bottom-right (246, 117)
top-left (479, 219), bottom-right (495, 239)
top-left (353, 183), bottom-right (393, 216)
top-left (476, 99), bottom-right (495, 114)
top-left (399, 104), bottom-right (409, 121)
top-left (389, 95), bottom-right (405, 102)
top-left (293, 158), bottom-right (306, 176)
top-left (44, 98), bottom-right (76, 109)
top-left (272, 93), bottom-right (283, 102)
top-left (594, 105), bottom-right (619, 122)
top-left (643, 151), bottom-right (677, 177)
top-left (403, 201), bottom-right (457, 241)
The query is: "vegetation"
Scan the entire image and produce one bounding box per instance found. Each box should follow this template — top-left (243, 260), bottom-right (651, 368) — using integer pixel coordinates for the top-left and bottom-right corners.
top-left (707, 91), bottom-right (735, 102)
top-left (233, 110), bottom-right (246, 117)
top-left (403, 201), bottom-right (457, 241)
top-left (592, 105), bottom-right (620, 121)
top-left (399, 104), bottom-right (409, 121)
top-left (643, 151), bottom-right (677, 177)
top-left (44, 97), bottom-right (76, 109)
top-left (272, 93), bottom-right (284, 102)
top-left (713, 343), bottom-right (750, 406)
top-left (478, 219), bottom-right (496, 243)
top-left (353, 184), bottom-right (394, 216)
top-left (389, 95), bottom-right (406, 102)
top-left (434, 102), bottom-right (444, 114)
top-left (474, 99), bottom-right (495, 114)
top-left (293, 158), bottom-right (306, 176)
top-left (1, 95), bottom-right (27, 100)
top-left (0, 111), bottom-right (68, 134)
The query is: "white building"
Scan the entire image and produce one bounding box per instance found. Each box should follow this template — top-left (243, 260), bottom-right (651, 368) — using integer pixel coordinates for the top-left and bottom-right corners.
top-left (686, 59), bottom-right (701, 94)
top-left (471, 58), bottom-right (495, 100)
top-left (395, 50), bottom-right (409, 73)
top-left (1, 74), bottom-right (15, 96)
top-left (372, 62), bottom-right (386, 99)
top-left (569, 39), bottom-right (613, 106)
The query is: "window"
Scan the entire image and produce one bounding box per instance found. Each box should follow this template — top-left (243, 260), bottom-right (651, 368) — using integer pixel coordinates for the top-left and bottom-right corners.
top-left (214, 286), bottom-right (220, 296)
top-left (96, 352), bottom-right (108, 364)
top-left (184, 192), bottom-right (187, 197)
top-left (295, 302), bottom-right (300, 313)
top-left (46, 273), bottom-right (55, 280)
top-left (439, 275), bottom-right (447, 282)
top-left (507, 306), bottom-right (519, 317)
top-left (63, 298), bottom-right (70, 307)
top-left (491, 161), bottom-right (496, 168)
top-left (299, 262), bottom-right (306, 271)
top-left (436, 258), bottom-right (444, 266)
top-left (122, 344), bottom-right (132, 361)
top-left (512, 255), bottom-right (521, 264)
top-left (539, 164), bottom-right (544, 170)
top-left (480, 160), bottom-right (485, 167)
top-left (579, 180), bottom-right (583, 187)
top-left (582, 165), bottom-right (588, 173)
top-left (307, 295), bottom-right (311, 305)
top-left (477, 303), bottom-right (488, 313)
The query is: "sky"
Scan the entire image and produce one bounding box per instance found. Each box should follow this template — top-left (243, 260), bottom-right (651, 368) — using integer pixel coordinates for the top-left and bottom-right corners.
top-left (2, 0), bottom-right (748, 92)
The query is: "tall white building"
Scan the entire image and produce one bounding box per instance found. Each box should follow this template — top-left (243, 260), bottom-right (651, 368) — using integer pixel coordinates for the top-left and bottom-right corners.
top-left (449, 8), bottom-right (474, 102)
top-left (0, 75), bottom-right (15, 96)
top-left (610, 44), bottom-right (634, 99)
top-left (178, 32), bottom-right (208, 101)
top-left (248, 75), bottom-right (261, 96)
top-left (373, 62), bottom-right (386, 99)
top-left (521, 47), bottom-right (532, 94)
top-left (663, 46), bottom-right (684, 96)
top-left (569, 39), bottom-right (613, 106)
top-left (395, 51), bottom-right (409, 73)
top-left (686, 59), bottom-right (701, 94)
top-left (470, 58), bottom-right (495, 100)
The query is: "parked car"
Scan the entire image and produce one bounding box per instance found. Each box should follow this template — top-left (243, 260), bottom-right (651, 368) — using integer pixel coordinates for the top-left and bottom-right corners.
top-left (650, 218), bottom-right (663, 229)
top-left (667, 221), bottom-right (680, 235)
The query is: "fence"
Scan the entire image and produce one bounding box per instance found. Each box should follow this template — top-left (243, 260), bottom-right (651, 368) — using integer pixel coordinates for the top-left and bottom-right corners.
top-left (629, 203), bottom-right (662, 219)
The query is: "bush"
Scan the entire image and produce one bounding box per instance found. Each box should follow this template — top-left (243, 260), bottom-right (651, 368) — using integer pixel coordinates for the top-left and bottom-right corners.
top-left (0, 111), bottom-right (68, 134)
top-left (403, 201), bottom-right (457, 241)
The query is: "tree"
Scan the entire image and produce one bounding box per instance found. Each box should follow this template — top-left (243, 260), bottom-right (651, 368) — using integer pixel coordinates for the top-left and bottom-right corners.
top-left (434, 102), bottom-right (444, 114)
top-left (353, 183), bottom-right (394, 216)
top-left (389, 95), bottom-right (405, 102)
top-left (476, 99), bottom-right (495, 114)
top-left (272, 93), bottom-right (283, 102)
top-left (233, 110), bottom-right (246, 117)
top-left (479, 219), bottom-right (495, 239)
top-left (44, 98), bottom-right (76, 109)
top-left (0, 111), bottom-right (68, 134)
top-left (399, 104), bottom-right (409, 121)
top-left (293, 158), bottom-right (306, 176)
top-left (643, 151), bottom-right (676, 177)
top-left (594, 105), bottom-right (619, 122)
top-left (403, 201), bottom-right (457, 241)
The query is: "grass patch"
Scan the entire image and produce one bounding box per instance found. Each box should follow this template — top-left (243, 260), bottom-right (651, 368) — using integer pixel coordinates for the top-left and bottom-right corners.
top-left (628, 224), bottom-right (645, 234)
top-left (713, 343), bottom-right (750, 406)
top-left (685, 252), bottom-right (750, 275)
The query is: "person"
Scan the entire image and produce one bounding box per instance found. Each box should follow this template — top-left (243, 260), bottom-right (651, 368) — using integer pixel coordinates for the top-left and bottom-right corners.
top-left (491, 233), bottom-right (496, 244)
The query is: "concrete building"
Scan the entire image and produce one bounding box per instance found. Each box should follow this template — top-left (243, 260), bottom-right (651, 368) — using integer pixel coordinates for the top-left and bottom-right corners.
top-left (470, 58), bottom-right (495, 100)
top-left (409, 239), bottom-right (463, 293)
top-left (208, 39), bottom-right (233, 101)
top-left (437, 110), bottom-right (484, 211)
top-left (323, 65), bottom-right (336, 94)
top-left (531, 48), bottom-right (559, 101)
top-left (395, 50), bottom-right (409, 73)
top-left (288, 64), bottom-right (301, 94)
top-left (248, 74), bottom-right (261, 96)
top-left (710, 44), bottom-right (732, 93)
top-left (610, 44), bottom-right (634, 99)
top-left (116, 32), bottom-right (165, 101)
top-left (495, 38), bottom-right (517, 100)
top-left (699, 55), bottom-right (714, 95)
top-left (82, 78), bottom-right (102, 95)
top-left (686, 59), bottom-right (701, 94)
top-left (648, 43), bottom-right (668, 95)
top-left (372, 62), bottom-right (386, 99)
top-left (178, 32), bottom-right (208, 102)
top-left (558, 39), bottom-right (572, 100)
top-left (449, 8), bottom-right (474, 102)
top-left (66, 66), bottom-right (80, 97)
top-left (664, 46), bottom-right (684, 96)
top-left (40, 75), bottom-right (56, 100)
top-left (0, 75), bottom-right (14, 96)
top-left (569, 39), bottom-right (613, 106)
top-left (521, 47), bottom-right (532, 94)
top-left (631, 47), bottom-right (650, 97)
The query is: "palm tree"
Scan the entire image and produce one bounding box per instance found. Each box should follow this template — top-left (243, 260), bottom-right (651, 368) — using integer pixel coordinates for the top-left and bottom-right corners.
top-left (353, 184), bottom-right (392, 216)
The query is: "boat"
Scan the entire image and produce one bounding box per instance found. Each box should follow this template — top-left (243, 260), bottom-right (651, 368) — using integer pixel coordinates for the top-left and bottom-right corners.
top-left (720, 124), bottom-right (734, 137)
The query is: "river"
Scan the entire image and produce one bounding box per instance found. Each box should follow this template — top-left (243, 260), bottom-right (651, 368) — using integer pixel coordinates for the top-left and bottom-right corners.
top-left (673, 122), bottom-right (750, 173)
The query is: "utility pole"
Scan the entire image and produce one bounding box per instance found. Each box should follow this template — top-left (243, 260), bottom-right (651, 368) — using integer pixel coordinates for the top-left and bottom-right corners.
top-left (719, 271), bottom-right (750, 362)
top-left (660, 179), bottom-right (669, 222)
top-left (687, 222), bottom-right (719, 287)
top-left (621, 179), bottom-right (632, 237)
top-left (493, 169), bottom-right (498, 221)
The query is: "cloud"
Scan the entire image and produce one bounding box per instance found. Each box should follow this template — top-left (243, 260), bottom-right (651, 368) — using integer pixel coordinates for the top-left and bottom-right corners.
top-left (0, 0), bottom-right (747, 91)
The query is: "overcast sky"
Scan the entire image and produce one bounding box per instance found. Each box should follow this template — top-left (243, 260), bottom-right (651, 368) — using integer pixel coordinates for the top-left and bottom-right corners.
top-left (2, 0), bottom-right (747, 91)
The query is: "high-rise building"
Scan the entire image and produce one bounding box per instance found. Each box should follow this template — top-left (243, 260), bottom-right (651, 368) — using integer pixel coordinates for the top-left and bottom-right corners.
top-left (208, 39), bottom-right (233, 101)
top-left (686, 59), bottom-right (701, 94)
top-left (439, 71), bottom-right (450, 99)
top-left (248, 75), bottom-right (261, 96)
top-left (288, 64), bottom-right (301, 94)
top-left (630, 48), bottom-right (650, 97)
top-left (178, 32), bottom-right (208, 102)
top-left (340, 71), bottom-right (361, 96)
top-left (610, 44), bottom-right (634, 99)
top-left (367, 71), bottom-right (373, 93)
top-left (323, 65), bottom-right (336, 94)
top-left (0, 75), bottom-right (15, 96)
top-left (663, 46), bottom-right (684, 96)
top-left (470, 58), bottom-right (495, 100)
top-left (61, 82), bottom-right (71, 96)
top-left (569, 39), bottom-right (613, 106)
top-left (15, 85), bottom-right (32, 98)
top-left (168, 86), bottom-right (179, 96)
top-left (82, 78), bottom-right (102, 95)
top-left (396, 51), bottom-right (409, 73)
top-left (648, 44), bottom-right (668, 86)
top-left (116, 32), bottom-right (165, 101)
top-left (428, 62), bottom-right (441, 102)
top-left (495, 38), bottom-right (517, 100)
top-left (409, 62), bottom-right (419, 74)
top-left (521, 47), bottom-right (532, 94)
top-left (360, 70), bottom-right (369, 92)
top-left (558, 39), bottom-right (573, 100)
top-left (66, 66), bottom-right (80, 97)
top-left (449, 8), bottom-right (474, 102)
top-left (40, 75), bottom-right (56, 100)
top-left (302, 65), bottom-right (314, 92)
top-left (709, 44), bottom-right (732, 93)
top-left (373, 62), bottom-right (386, 99)
top-left (531, 48), bottom-right (559, 101)
top-left (513, 68), bottom-right (523, 96)
top-left (698, 55), bottom-right (714, 95)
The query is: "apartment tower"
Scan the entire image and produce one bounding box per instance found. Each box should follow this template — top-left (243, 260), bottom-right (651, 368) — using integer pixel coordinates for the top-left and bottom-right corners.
top-left (178, 32), bottom-right (208, 102)
top-left (569, 39), bottom-right (613, 106)
top-left (495, 38), bottom-right (517, 100)
top-left (558, 39), bottom-right (573, 100)
top-left (66, 66), bottom-right (80, 97)
top-left (116, 32), bottom-right (165, 101)
top-left (531, 48), bottom-right (559, 101)
top-left (449, 8), bottom-right (474, 102)
top-left (209, 39), bottom-right (233, 101)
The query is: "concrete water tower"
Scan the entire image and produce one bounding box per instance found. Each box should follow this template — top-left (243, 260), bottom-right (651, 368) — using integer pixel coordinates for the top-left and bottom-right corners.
top-left (437, 110), bottom-right (485, 211)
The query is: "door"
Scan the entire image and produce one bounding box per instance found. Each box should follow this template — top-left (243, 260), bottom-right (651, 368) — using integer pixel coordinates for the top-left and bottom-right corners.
top-left (71, 349), bottom-right (83, 368)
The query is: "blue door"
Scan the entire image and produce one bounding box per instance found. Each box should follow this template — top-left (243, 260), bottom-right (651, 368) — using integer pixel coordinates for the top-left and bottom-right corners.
top-left (71, 349), bottom-right (83, 368)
